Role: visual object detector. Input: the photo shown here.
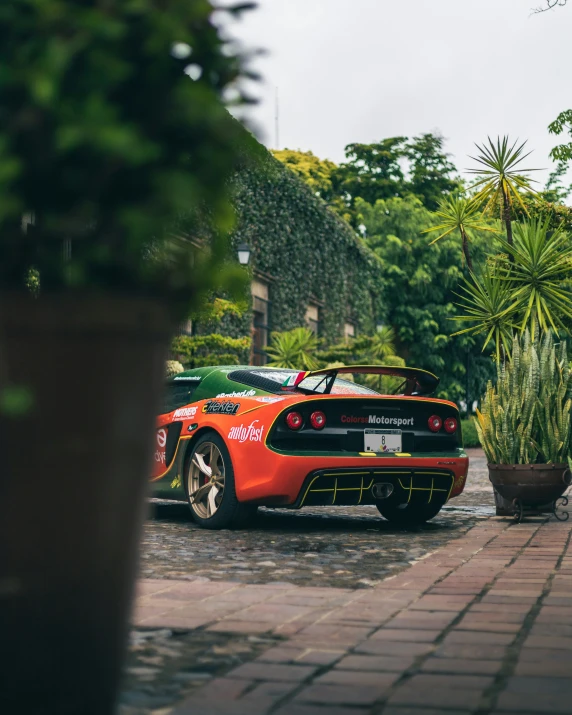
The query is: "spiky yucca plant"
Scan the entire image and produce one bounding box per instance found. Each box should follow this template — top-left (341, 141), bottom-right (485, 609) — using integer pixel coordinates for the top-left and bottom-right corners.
top-left (475, 331), bottom-right (572, 465)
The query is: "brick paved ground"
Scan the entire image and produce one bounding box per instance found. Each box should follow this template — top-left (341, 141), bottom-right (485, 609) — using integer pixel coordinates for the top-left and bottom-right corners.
top-left (130, 493), bottom-right (572, 713)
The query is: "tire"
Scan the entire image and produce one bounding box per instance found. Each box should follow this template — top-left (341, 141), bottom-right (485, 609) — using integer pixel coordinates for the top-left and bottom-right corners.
top-left (184, 431), bottom-right (257, 530)
top-left (376, 500), bottom-right (443, 526)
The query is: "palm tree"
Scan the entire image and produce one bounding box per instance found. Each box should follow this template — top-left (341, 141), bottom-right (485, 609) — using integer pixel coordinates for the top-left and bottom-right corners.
top-left (493, 219), bottom-right (572, 340)
top-left (423, 195), bottom-right (498, 272)
top-left (451, 266), bottom-right (517, 362)
top-left (468, 137), bottom-right (540, 248)
top-left (367, 326), bottom-right (397, 360)
top-left (265, 327), bottom-right (321, 370)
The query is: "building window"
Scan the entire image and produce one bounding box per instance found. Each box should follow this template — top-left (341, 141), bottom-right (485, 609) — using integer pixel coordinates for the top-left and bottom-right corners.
top-left (305, 304), bottom-right (320, 335)
top-left (344, 322), bottom-right (356, 342)
top-left (251, 279), bottom-right (271, 366)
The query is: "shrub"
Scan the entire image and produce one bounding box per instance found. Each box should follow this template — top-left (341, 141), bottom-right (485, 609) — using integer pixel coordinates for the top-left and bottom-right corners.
top-left (265, 328), bottom-right (321, 370)
top-left (165, 361), bottom-right (184, 378)
top-left (461, 419), bottom-right (481, 448)
top-left (172, 334), bottom-right (251, 368)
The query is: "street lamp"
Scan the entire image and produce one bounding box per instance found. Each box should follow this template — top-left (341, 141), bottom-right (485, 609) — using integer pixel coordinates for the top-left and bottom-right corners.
top-left (237, 243), bottom-right (251, 266)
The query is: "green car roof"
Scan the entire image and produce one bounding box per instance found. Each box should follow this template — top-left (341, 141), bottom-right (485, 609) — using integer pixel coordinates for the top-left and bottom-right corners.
top-left (169, 365), bottom-right (288, 402)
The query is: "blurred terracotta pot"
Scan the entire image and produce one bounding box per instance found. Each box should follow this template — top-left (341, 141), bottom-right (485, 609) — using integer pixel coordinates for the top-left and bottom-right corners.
top-left (0, 294), bottom-right (172, 715)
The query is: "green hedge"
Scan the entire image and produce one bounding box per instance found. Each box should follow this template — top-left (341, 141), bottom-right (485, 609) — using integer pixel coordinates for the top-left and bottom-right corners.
top-left (461, 418), bottom-right (481, 449)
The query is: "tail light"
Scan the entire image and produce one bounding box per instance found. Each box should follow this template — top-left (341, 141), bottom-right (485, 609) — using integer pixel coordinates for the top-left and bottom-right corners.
top-left (428, 415), bottom-right (442, 432)
top-left (285, 411), bottom-right (303, 430)
top-left (444, 417), bottom-right (458, 434)
top-left (310, 411), bottom-right (326, 430)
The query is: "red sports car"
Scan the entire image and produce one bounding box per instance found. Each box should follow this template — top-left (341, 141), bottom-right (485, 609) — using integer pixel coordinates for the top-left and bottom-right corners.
top-left (151, 365), bottom-right (469, 529)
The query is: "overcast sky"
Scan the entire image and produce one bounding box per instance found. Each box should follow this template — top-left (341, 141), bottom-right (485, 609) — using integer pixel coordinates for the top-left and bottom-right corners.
top-left (226, 0), bottom-right (572, 187)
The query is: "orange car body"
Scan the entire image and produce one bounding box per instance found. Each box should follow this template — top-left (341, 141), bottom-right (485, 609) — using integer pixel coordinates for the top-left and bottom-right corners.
top-left (151, 366), bottom-right (469, 514)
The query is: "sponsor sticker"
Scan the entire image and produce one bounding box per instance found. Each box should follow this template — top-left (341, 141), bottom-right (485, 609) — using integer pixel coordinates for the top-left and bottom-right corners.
top-left (254, 396), bottom-right (286, 403)
top-left (172, 406), bottom-right (198, 420)
top-left (342, 415), bottom-right (414, 427)
top-left (216, 389), bottom-right (256, 398)
top-left (152, 428), bottom-right (168, 476)
top-left (202, 400), bottom-right (240, 416)
top-left (173, 376), bottom-right (201, 382)
top-left (228, 420), bottom-right (265, 443)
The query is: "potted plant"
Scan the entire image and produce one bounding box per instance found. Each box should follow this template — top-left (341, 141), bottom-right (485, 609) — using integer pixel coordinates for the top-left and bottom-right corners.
top-left (475, 330), bottom-right (572, 519)
top-left (0, 2), bottom-right (253, 713)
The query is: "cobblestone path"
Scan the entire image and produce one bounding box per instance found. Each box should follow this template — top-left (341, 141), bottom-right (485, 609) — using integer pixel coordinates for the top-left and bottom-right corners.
top-left (138, 449), bottom-right (493, 589)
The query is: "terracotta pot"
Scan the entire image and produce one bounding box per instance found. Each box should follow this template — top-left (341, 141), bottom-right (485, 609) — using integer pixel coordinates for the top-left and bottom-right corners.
top-left (488, 463), bottom-right (572, 509)
top-left (0, 294), bottom-right (172, 714)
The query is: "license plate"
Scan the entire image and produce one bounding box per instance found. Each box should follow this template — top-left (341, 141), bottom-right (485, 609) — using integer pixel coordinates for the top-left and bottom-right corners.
top-left (364, 429), bottom-right (402, 453)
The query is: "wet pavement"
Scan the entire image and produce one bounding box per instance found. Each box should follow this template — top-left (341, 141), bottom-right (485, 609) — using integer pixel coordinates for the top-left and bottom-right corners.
top-left (121, 629), bottom-right (280, 713)
top-left (138, 449), bottom-right (493, 589)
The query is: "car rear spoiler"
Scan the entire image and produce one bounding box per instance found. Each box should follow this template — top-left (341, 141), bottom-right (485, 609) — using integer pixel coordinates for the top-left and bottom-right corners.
top-left (282, 365), bottom-right (440, 396)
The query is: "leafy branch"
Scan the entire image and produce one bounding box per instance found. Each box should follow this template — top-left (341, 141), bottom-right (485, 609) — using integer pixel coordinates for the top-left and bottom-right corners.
top-left (548, 110), bottom-right (572, 163)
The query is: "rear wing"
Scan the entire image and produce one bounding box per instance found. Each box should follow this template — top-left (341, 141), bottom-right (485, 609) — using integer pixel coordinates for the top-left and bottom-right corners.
top-left (282, 365), bottom-right (440, 397)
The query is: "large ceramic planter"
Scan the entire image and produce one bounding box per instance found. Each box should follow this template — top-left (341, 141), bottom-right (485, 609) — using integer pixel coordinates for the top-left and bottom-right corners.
top-left (0, 294), bottom-right (172, 714)
top-left (488, 463), bottom-right (572, 520)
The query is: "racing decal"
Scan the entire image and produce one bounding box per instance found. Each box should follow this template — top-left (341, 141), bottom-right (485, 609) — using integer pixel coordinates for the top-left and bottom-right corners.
top-left (202, 400), bottom-right (240, 416)
top-left (282, 371), bottom-right (308, 387)
top-left (254, 396), bottom-right (286, 403)
top-left (152, 428), bottom-right (168, 477)
top-left (216, 390), bottom-right (256, 398)
top-left (172, 406), bottom-right (198, 421)
top-left (173, 376), bottom-right (201, 382)
top-left (341, 415), bottom-right (415, 427)
top-left (228, 420), bottom-right (265, 443)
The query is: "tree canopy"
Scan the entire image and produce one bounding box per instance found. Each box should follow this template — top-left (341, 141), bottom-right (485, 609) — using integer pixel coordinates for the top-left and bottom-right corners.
top-left (275, 133), bottom-right (461, 227)
top-left (334, 137), bottom-right (408, 211)
top-left (549, 110), bottom-right (572, 164)
top-left (405, 134), bottom-right (460, 211)
top-left (359, 195), bottom-right (495, 402)
top-left (271, 150), bottom-right (337, 201)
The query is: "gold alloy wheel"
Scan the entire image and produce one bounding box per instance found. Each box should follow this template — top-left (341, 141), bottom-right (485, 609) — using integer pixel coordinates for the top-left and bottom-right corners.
top-left (188, 442), bottom-right (226, 519)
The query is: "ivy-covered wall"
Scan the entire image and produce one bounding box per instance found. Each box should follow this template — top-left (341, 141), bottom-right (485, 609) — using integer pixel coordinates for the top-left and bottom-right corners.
top-left (229, 149), bottom-right (384, 346)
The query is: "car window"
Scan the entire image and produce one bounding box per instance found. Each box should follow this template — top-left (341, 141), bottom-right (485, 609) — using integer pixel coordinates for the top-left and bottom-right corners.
top-left (299, 375), bottom-right (380, 395)
top-left (226, 369), bottom-right (296, 393)
top-left (249, 370), bottom-right (295, 384)
top-left (161, 381), bottom-right (200, 414)
top-left (226, 368), bottom-right (381, 396)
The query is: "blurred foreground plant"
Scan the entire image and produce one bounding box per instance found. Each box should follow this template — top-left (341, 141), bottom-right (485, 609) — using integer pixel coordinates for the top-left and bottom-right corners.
top-left (0, 0), bottom-right (257, 316)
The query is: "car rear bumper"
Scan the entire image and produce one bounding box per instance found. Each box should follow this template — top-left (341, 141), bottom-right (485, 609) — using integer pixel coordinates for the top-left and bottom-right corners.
top-left (293, 466), bottom-right (456, 508)
top-left (236, 451), bottom-right (469, 506)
